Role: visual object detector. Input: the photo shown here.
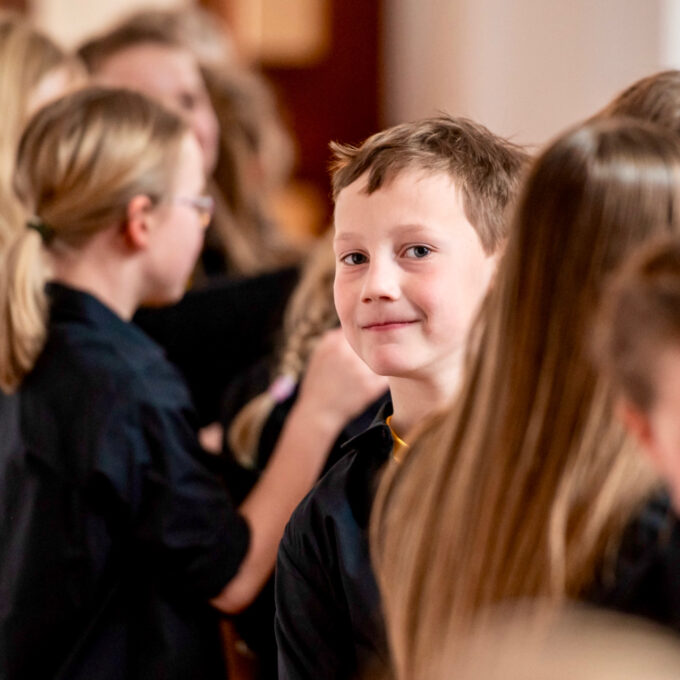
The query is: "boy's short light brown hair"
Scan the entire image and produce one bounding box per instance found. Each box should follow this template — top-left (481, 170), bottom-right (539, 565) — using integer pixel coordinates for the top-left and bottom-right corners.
top-left (596, 236), bottom-right (680, 411)
top-left (330, 115), bottom-right (529, 254)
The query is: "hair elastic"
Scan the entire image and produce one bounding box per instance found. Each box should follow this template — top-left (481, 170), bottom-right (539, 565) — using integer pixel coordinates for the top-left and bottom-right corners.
top-left (267, 374), bottom-right (297, 404)
top-left (26, 216), bottom-right (54, 243)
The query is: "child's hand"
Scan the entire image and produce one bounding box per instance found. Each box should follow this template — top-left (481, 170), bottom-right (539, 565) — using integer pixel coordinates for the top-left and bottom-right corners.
top-left (296, 327), bottom-right (389, 427)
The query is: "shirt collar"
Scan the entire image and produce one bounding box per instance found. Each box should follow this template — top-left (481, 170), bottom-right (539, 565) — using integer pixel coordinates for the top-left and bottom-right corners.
top-left (341, 399), bottom-right (394, 527)
top-left (47, 283), bottom-right (165, 364)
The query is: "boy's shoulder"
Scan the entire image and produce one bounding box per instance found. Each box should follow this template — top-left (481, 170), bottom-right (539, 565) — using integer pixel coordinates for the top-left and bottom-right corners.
top-left (276, 403), bottom-right (394, 679)
top-left (284, 401), bottom-right (394, 550)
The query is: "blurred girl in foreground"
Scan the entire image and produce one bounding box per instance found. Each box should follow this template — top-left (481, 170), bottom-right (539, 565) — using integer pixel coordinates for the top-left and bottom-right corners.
top-left (371, 118), bottom-right (680, 679)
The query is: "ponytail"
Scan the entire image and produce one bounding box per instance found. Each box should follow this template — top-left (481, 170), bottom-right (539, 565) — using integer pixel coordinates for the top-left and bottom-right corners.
top-left (0, 227), bottom-right (49, 392)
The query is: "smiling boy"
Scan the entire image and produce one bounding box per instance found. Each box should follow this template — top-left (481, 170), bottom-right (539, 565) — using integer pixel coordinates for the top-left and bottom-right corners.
top-left (275, 116), bottom-right (528, 679)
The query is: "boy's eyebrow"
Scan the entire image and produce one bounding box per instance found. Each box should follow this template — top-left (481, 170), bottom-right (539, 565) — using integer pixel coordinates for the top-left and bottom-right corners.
top-left (390, 223), bottom-right (431, 235)
top-left (333, 233), bottom-right (360, 242)
top-left (335, 224), bottom-right (431, 241)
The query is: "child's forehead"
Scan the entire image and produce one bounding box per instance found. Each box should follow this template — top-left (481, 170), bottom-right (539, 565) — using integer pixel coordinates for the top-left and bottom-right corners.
top-left (333, 166), bottom-right (464, 231)
top-left (340, 164), bottom-right (460, 198)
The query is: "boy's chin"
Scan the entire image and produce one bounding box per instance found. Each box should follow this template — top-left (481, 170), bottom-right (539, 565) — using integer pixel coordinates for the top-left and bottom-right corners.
top-left (362, 353), bottom-right (419, 380)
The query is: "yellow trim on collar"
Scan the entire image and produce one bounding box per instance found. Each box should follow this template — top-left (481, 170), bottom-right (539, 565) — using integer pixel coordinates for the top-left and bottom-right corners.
top-left (386, 415), bottom-right (409, 463)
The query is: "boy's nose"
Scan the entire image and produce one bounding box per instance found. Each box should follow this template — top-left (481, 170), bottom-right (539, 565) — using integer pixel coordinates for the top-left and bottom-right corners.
top-left (361, 258), bottom-right (400, 302)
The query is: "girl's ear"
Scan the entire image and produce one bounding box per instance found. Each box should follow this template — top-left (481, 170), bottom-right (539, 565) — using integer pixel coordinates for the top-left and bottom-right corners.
top-left (124, 194), bottom-right (154, 249)
top-left (617, 397), bottom-right (657, 459)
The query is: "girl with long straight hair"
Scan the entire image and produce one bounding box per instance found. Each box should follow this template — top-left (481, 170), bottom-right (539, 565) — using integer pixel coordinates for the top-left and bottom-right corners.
top-left (370, 117), bottom-right (680, 680)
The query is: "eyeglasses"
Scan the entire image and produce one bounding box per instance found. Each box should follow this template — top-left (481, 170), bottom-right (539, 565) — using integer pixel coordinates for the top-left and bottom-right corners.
top-left (171, 195), bottom-right (215, 228)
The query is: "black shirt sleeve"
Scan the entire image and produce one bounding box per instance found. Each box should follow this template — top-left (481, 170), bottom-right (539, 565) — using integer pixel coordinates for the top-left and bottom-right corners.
top-left (93, 386), bottom-right (250, 600)
top-left (275, 503), bottom-right (356, 680)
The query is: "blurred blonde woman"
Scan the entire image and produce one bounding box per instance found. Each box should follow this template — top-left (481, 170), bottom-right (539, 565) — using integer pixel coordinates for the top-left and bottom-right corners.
top-left (79, 13), bottom-right (301, 278)
top-left (0, 13), bottom-right (83, 250)
top-left (124, 6), bottom-right (304, 265)
top-left (370, 118), bottom-right (680, 680)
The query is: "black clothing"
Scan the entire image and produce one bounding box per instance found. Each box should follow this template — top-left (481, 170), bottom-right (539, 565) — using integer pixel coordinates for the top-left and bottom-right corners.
top-left (0, 285), bottom-right (249, 680)
top-left (275, 402), bottom-right (393, 680)
top-left (589, 493), bottom-right (680, 629)
top-left (276, 401), bottom-right (680, 680)
top-left (259, 392), bottom-right (387, 478)
top-left (220, 390), bottom-right (388, 678)
top-left (134, 266), bottom-right (298, 426)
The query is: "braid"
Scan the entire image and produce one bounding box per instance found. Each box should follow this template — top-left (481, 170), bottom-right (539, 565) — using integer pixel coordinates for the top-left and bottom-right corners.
top-left (228, 231), bottom-right (337, 466)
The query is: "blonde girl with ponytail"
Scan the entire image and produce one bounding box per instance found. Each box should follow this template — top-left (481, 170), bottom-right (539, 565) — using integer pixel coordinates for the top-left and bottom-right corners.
top-left (370, 117), bottom-right (680, 680)
top-left (0, 86), bottom-right (339, 680)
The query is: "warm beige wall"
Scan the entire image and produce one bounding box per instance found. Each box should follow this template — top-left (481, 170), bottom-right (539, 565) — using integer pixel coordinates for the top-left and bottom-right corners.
top-left (385, 0), bottom-right (671, 146)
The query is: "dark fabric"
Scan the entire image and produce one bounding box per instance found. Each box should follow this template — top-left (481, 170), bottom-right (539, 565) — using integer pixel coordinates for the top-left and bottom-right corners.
top-left (134, 267), bottom-right (298, 426)
top-left (219, 391), bottom-right (388, 678)
top-left (275, 402), bottom-right (393, 680)
top-left (589, 493), bottom-right (680, 629)
top-left (0, 284), bottom-right (250, 680)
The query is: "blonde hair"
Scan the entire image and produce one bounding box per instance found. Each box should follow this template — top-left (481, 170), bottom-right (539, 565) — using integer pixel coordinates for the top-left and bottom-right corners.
top-left (228, 230), bottom-right (337, 465)
top-left (205, 65), bottom-right (301, 274)
top-left (79, 14), bottom-right (300, 277)
top-left (0, 13), bottom-right (81, 251)
top-left (0, 87), bottom-right (188, 392)
top-left (330, 115), bottom-right (529, 255)
top-left (370, 118), bottom-right (680, 680)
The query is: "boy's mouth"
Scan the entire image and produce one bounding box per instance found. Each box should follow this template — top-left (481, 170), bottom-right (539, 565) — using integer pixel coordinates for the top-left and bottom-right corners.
top-left (361, 319), bottom-right (419, 331)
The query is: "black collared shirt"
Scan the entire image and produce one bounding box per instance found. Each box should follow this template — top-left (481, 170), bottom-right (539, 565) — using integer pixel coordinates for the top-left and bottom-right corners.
top-left (0, 284), bottom-right (249, 679)
top-left (275, 402), bottom-right (393, 680)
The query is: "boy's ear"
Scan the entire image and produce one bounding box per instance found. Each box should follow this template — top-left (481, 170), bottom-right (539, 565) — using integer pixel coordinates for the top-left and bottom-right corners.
top-left (123, 194), bottom-right (154, 250)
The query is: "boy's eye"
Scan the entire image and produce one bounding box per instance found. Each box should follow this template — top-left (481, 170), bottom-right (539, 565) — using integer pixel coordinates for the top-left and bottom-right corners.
top-left (404, 245), bottom-right (431, 258)
top-left (341, 252), bottom-right (368, 265)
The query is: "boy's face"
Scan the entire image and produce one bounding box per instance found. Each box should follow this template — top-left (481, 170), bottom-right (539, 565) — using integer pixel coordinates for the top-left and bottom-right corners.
top-left (630, 347), bottom-right (680, 514)
top-left (333, 168), bottom-right (496, 382)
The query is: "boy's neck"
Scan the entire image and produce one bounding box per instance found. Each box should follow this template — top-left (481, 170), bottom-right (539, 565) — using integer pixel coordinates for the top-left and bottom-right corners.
top-left (387, 356), bottom-right (463, 441)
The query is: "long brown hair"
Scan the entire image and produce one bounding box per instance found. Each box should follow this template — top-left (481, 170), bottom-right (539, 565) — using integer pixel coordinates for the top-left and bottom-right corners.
top-left (370, 118), bottom-right (680, 680)
top-left (598, 70), bottom-right (680, 136)
top-left (595, 236), bottom-right (680, 412)
top-left (0, 87), bottom-right (187, 392)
